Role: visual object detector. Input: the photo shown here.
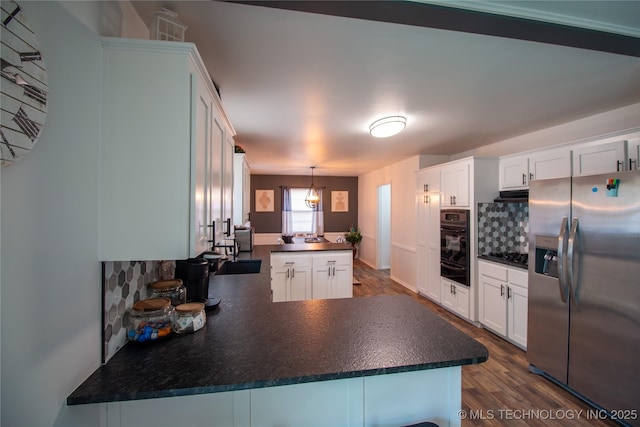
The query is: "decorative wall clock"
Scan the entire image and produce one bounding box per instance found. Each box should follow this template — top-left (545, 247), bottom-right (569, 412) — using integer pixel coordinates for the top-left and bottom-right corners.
top-left (1, 0), bottom-right (48, 167)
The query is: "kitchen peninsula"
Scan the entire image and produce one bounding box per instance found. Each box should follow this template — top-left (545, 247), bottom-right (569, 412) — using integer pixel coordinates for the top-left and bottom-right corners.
top-left (68, 245), bottom-right (488, 427)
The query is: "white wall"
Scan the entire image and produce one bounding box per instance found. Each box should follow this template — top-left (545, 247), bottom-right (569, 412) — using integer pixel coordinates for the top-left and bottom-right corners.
top-left (358, 156), bottom-right (420, 289)
top-left (454, 102), bottom-right (640, 159)
top-left (0, 2), bottom-right (146, 426)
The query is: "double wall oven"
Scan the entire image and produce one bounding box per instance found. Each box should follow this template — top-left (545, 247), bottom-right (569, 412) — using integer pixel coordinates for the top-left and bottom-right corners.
top-left (440, 209), bottom-right (470, 287)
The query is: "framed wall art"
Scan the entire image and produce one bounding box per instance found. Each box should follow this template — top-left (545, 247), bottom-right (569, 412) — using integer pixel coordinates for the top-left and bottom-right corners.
top-left (331, 191), bottom-right (349, 212)
top-left (255, 189), bottom-right (274, 212)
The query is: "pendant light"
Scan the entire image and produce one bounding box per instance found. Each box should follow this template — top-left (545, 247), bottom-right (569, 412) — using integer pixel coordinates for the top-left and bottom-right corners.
top-left (305, 166), bottom-right (321, 209)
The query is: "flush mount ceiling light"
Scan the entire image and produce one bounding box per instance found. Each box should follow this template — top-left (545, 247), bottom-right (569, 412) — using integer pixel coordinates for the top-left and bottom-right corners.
top-left (369, 116), bottom-right (407, 138)
top-left (305, 166), bottom-right (321, 209)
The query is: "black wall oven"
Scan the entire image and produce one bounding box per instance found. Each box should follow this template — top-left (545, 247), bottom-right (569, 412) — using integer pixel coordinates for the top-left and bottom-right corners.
top-left (440, 209), bottom-right (470, 287)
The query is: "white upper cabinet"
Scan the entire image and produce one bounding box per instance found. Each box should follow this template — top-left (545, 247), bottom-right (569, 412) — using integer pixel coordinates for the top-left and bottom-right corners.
top-left (441, 160), bottom-right (470, 207)
top-left (528, 149), bottom-right (572, 181)
top-left (99, 38), bottom-right (234, 261)
top-left (572, 140), bottom-right (627, 176)
top-left (626, 137), bottom-right (639, 171)
top-left (499, 154), bottom-right (529, 190)
top-left (499, 149), bottom-right (571, 190)
top-left (222, 132), bottom-right (235, 236)
top-left (417, 168), bottom-right (440, 194)
top-left (193, 73), bottom-right (216, 256)
top-left (233, 153), bottom-right (251, 226)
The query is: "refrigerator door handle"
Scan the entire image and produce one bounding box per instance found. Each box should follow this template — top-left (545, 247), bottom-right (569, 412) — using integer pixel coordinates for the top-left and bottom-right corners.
top-left (567, 217), bottom-right (580, 306)
top-left (557, 217), bottom-right (569, 303)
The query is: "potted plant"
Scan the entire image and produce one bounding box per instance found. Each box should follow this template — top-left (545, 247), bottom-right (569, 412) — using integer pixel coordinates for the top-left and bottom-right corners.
top-left (344, 225), bottom-right (362, 258)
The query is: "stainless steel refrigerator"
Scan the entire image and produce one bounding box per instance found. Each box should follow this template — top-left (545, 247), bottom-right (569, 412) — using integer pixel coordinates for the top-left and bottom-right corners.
top-left (528, 170), bottom-right (639, 424)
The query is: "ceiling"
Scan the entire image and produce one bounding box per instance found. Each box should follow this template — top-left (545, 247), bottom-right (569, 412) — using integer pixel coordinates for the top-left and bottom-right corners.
top-left (129, 1), bottom-right (640, 176)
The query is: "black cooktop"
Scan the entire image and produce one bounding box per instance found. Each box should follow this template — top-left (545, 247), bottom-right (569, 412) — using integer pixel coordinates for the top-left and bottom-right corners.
top-left (480, 252), bottom-right (529, 269)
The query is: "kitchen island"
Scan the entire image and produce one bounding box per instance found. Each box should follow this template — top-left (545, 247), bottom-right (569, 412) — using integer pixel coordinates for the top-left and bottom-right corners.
top-left (68, 245), bottom-right (488, 426)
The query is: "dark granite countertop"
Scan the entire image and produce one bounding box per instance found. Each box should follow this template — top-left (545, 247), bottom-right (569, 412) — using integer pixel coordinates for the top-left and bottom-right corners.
top-left (68, 245), bottom-right (488, 405)
top-left (270, 242), bottom-right (352, 252)
top-left (478, 255), bottom-right (528, 270)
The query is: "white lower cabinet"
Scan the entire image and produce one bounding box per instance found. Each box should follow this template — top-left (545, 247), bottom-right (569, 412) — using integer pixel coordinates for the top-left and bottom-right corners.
top-left (481, 285), bottom-right (506, 337)
top-left (507, 271), bottom-right (528, 348)
top-left (271, 251), bottom-right (353, 302)
top-left (270, 253), bottom-right (312, 302)
top-left (312, 252), bottom-right (353, 299)
top-left (100, 367), bottom-right (461, 427)
top-left (440, 278), bottom-right (470, 319)
top-left (479, 260), bottom-right (528, 349)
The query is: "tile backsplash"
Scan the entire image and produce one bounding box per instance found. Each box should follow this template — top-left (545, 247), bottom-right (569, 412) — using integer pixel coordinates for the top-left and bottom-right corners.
top-left (477, 202), bottom-right (529, 255)
top-left (102, 261), bottom-right (162, 363)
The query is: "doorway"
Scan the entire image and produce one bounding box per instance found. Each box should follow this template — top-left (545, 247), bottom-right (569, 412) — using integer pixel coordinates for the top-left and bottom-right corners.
top-left (377, 184), bottom-right (391, 269)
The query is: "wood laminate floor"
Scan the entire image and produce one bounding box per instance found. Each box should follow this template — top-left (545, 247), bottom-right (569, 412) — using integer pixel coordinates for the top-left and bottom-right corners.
top-left (352, 260), bottom-right (619, 427)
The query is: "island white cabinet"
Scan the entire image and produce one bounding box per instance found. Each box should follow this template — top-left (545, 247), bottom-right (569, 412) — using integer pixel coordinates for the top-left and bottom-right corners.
top-left (312, 251), bottom-right (353, 299)
top-left (440, 278), bottom-right (470, 319)
top-left (99, 38), bottom-right (234, 261)
top-left (272, 251), bottom-right (354, 302)
top-left (416, 168), bottom-right (441, 302)
top-left (478, 260), bottom-right (528, 349)
top-left (271, 253), bottom-right (312, 302)
top-left (572, 139), bottom-right (627, 176)
top-left (441, 160), bottom-right (470, 207)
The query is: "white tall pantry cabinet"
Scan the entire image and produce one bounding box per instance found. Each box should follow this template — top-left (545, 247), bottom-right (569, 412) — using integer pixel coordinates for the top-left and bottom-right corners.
top-left (415, 169), bottom-right (441, 302)
top-left (99, 38), bottom-right (235, 261)
top-left (416, 157), bottom-right (498, 323)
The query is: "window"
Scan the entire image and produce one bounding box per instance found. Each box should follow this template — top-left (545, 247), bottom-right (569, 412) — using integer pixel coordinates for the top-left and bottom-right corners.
top-left (290, 188), bottom-right (314, 233)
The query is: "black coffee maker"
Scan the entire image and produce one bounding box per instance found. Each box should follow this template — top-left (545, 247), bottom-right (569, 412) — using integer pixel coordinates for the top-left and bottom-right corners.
top-left (175, 258), bottom-right (219, 310)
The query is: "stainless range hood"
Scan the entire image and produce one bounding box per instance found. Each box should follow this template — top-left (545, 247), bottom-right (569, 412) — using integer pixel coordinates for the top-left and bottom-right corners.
top-left (494, 190), bottom-right (529, 202)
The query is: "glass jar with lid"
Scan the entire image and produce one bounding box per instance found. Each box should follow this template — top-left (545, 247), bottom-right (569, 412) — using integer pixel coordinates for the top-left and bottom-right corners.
top-left (126, 298), bottom-right (175, 343)
top-left (148, 279), bottom-right (186, 306)
top-left (173, 302), bottom-right (206, 334)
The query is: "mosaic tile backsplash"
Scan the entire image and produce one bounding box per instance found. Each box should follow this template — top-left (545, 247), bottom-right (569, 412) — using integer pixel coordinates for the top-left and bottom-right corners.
top-left (102, 261), bottom-right (163, 363)
top-left (477, 202), bottom-right (529, 255)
